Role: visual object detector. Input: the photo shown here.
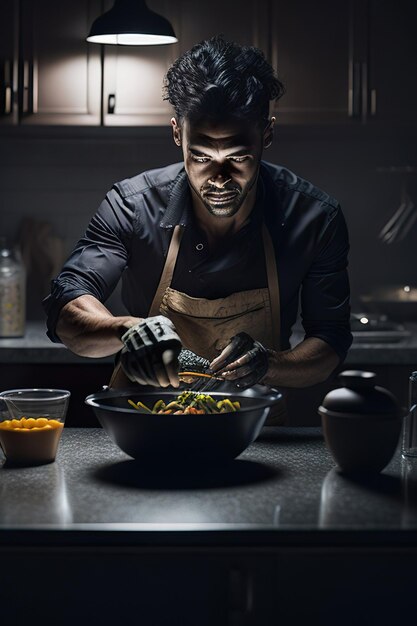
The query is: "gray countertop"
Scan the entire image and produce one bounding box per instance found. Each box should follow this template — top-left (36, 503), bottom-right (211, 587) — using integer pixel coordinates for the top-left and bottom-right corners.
top-left (2, 321), bottom-right (417, 365)
top-left (4, 427), bottom-right (417, 626)
top-left (2, 427), bottom-right (417, 545)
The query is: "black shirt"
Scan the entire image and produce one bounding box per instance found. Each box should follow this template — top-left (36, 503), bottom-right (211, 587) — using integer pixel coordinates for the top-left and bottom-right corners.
top-left (42, 160), bottom-right (352, 360)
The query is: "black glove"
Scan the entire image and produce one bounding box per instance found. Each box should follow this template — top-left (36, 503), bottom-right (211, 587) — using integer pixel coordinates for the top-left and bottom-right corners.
top-left (209, 332), bottom-right (270, 389)
top-left (120, 315), bottom-right (182, 387)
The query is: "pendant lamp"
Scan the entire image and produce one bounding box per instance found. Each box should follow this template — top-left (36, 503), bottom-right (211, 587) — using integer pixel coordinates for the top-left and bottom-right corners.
top-left (86, 0), bottom-right (178, 45)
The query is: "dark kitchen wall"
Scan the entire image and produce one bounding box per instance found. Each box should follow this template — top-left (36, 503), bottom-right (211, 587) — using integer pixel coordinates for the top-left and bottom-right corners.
top-left (0, 123), bottom-right (416, 319)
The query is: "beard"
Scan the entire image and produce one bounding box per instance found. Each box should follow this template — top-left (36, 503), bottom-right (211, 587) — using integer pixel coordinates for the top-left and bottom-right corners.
top-left (201, 185), bottom-right (242, 217)
top-left (195, 173), bottom-right (258, 218)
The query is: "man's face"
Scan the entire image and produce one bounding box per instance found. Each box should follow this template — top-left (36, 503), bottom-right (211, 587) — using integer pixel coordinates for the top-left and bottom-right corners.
top-left (172, 117), bottom-right (274, 219)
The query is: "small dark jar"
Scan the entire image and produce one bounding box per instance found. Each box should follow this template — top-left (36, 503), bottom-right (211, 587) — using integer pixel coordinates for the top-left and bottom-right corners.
top-left (318, 370), bottom-right (408, 474)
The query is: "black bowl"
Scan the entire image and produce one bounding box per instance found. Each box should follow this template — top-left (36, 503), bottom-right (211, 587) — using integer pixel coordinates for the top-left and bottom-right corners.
top-left (85, 384), bottom-right (282, 465)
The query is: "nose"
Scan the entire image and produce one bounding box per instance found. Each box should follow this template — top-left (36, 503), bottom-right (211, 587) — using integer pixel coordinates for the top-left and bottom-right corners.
top-left (208, 173), bottom-right (232, 189)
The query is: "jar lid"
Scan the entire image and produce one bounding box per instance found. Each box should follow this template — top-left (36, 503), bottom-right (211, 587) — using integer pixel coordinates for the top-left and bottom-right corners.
top-left (318, 370), bottom-right (405, 419)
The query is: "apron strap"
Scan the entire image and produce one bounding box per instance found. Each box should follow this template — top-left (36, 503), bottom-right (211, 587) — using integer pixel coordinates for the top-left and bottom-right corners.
top-left (262, 222), bottom-right (281, 351)
top-left (148, 225), bottom-right (184, 317)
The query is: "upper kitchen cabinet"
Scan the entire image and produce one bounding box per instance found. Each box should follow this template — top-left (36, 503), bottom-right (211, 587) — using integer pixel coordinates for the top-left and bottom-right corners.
top-left (18, 0), bottom-right (102, 125)
top-left (367, 0), bottom-right (417, 126)
top-left (0, 0), bottom-right (19, 125)
top-left (270, 0), bottom-right (417, 126)
top-left (270, 0), bottom-right (351, 124)
top-left (2, 0), bottom-right (416, 128)
top-left (101, 0), bottom-right (269, 126)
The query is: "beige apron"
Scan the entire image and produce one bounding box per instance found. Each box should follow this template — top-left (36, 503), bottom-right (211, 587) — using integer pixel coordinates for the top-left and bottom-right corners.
top-left (109, 222), bottom-right (286, 425)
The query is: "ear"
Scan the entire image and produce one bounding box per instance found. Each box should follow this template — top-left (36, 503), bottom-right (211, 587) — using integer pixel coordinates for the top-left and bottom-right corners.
top-left (263, 116), bottom-right (275, 149)
top-left (171, 117), bottom-right (182, 147)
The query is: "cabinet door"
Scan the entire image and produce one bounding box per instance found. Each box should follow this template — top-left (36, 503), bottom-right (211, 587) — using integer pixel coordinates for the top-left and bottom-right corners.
top-left (102, 0), bottom-right (178, 126)
top-left (368, 0), bottom-right (417, 125)
top-left (103, 0), bottom-right (269, 126)
top-left (270, 0), bottom-right (351, 124)
top-left (19, 0), bottom-right (101, 125)
top-left (0, 0), bottom-right (18, 125)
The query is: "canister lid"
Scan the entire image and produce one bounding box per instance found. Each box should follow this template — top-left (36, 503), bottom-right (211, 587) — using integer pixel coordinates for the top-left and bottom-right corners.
top-left (318, 370), bottom-right (405, 419)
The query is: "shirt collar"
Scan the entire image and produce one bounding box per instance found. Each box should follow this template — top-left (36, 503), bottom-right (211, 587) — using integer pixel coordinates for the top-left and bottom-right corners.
top-left (159, 168), bottom-right (190, 229)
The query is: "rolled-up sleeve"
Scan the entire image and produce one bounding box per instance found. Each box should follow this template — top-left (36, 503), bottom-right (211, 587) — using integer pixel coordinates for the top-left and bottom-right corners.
top-left (300, 205), bottom-right (352, 362)
top-left (42, 189), bottom-right (134, 342)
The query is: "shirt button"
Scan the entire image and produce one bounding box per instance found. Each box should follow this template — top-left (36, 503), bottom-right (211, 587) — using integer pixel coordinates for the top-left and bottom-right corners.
top-left (196, 243), bottom-right (204, 251)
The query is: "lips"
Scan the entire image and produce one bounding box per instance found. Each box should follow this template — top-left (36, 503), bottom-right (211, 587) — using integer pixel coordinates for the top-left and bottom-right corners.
top-left (205, 191), bottom-right (238, 203)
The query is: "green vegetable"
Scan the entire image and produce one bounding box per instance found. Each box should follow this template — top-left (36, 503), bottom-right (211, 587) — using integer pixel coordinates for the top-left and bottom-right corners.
top-left (128, 399), bottom-right (153, 413)
top-left (128, 392), bottom-right (240, 414)
top-left (222, 399), bottom-right (237, 412)
top-left (153, 399), bottom-right (166, 412)
top-left (163, 402), bottom-right (184, 411)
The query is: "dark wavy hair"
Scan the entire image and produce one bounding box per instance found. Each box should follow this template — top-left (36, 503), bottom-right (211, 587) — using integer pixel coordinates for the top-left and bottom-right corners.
top-left (163, 35), bottom-right (285, 127)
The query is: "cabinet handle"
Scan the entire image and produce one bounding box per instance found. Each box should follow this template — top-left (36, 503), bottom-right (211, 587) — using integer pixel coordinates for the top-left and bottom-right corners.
top-left (4, 86), bottom-right (12, 114)
top-left (361, 61), bottom-right (368, 121)
top-left (370, 88), bottom-right (377, 116)
top-left (107, 93), bottom-right (116, 114)
top-left (2, 60), bottom-right (12, 115)
top-left (22, 60), bottom-right (30, 114)
top-left (348, 61), bottom-right (361, 118)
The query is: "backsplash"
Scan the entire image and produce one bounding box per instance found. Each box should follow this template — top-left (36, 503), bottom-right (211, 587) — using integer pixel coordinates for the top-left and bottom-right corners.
top-left (0, 125), bottom-right (416, 320)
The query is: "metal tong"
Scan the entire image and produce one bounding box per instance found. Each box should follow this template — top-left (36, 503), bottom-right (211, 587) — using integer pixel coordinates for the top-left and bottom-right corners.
top-left (178, 370), bottom-right (225, 394)
top-left (378, 184), bottom-right (416, 244)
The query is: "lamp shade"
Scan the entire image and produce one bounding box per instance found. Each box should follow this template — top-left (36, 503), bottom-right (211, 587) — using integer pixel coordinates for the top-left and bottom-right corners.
top-left (86, 0), bottom-right (178, 45)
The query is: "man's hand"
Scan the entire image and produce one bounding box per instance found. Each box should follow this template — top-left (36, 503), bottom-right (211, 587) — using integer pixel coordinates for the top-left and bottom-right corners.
top-left (209, 332), bottom-right (270, 389)
top-left (120, 315), bottom-right (182, 387)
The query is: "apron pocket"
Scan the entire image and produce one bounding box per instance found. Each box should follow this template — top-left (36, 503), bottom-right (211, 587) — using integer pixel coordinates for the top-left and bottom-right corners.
top-left (160, 291), bottom-right (274, 360)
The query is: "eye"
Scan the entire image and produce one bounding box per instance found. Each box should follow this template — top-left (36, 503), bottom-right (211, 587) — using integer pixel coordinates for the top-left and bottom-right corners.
top-left (190, 155), bottom-right (210, 163)
top-left (228, 156), bottom-right (249, 163)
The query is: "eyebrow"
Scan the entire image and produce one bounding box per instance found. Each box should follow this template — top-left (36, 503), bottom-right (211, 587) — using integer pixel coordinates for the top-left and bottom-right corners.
top-left (189, 147), bottom-right (251, 157)
top-left (190, 131), bottom-right (251, 147)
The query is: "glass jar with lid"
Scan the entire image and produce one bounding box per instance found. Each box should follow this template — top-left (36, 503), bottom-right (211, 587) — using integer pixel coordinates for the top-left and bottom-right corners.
top-left (0, 237), bottom-right (26, 337)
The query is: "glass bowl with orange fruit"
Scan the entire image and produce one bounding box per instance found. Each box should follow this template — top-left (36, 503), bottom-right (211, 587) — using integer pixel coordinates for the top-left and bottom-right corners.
top-left (0, 389), bottom-right (70, 466)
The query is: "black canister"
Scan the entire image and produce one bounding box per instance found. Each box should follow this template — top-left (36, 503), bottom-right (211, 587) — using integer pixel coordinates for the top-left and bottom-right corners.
top-left (318, 370), bottom-right (407, 474)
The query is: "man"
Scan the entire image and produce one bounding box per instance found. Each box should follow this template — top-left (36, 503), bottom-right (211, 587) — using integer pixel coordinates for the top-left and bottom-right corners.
top-left (43, 36), bottom-right (352, 423)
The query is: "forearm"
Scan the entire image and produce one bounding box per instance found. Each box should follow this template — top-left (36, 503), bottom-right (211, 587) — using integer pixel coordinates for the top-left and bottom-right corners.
top-left (55, 294), bottom-right (143, 358)
top-left (261, 337), bottom-right (341, 388)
